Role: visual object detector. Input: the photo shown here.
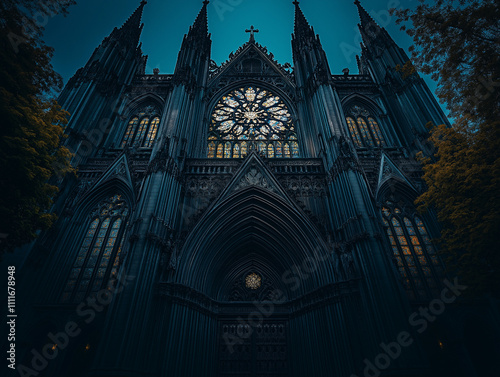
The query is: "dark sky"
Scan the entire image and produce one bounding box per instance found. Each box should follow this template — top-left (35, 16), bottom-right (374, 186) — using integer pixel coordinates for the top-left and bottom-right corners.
top-left (42, 0), bottom-right (444, 112)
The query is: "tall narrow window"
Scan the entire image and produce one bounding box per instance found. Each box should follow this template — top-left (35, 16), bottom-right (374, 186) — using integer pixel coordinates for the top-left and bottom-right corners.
top-left (368, 117), bottom-right (384, 147)
top-left (381, 202), bottom-right (443, 301)
top-left (121, 117), bottom-right (138, 148)
top-left (133, 117), bottom-right (149, 147)
top-left (208, 86), bottom-right (299, 158)
top-left (208, 137), bottom-right (216, 158)
top-left (144, 117), bottom-right (160, 147)
top-left (346, 117), bottom-right (362, 147)
top-left (61, 195), bottom-right (128, 303)
top-left (345, 105), bottom-right (385, 148)
top-left (121, 105), bottom-right (160, 148)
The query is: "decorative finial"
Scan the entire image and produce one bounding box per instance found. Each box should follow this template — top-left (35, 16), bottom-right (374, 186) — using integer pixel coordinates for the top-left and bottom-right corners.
top-left (203, 0), bottom-right (209, 5)
top-left (245, 25), bottom-right (259, 43)
top-left (293, 1), bottom-right (300, 5)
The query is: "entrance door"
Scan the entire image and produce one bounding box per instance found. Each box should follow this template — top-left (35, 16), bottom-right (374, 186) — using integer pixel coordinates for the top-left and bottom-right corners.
top-left (218, 320), bottom-right (288, 376)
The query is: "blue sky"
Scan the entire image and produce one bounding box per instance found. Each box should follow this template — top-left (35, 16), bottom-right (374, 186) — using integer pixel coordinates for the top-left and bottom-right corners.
top-left (43, 0), bottom-right (442, 108)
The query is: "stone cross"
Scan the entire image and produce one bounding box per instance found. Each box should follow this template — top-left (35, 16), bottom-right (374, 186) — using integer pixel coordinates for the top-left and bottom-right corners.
top-left (245, 25), bottom-right (259, 43)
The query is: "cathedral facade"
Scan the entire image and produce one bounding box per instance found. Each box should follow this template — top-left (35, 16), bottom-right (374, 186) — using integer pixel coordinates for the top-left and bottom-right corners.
top-left (16, 1), bottom-right (500, 376)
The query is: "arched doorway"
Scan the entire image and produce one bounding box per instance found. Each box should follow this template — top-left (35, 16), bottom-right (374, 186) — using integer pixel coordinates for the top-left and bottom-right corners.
top-left (175, 184), bottom-right (335, 376)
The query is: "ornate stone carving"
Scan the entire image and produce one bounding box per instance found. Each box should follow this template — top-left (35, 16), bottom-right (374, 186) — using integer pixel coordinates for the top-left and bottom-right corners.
top-left (350, 104), bottom-right (370, 117)
top-left (205, 74), bottom-right (296, 104)
top-left (63, 178), bottom-right (95, 216)
top-left (209, 41), bottom-right (294, 81)
top-left (147, 139), bottom-right (180, 179)
top-left (172, 65), bottom-right (198, 95)
top-left (328, 136), bottom-right (362, 182)
top-left (277, 176), bottom-right (327, 198)
top-left (382, 162), bottom-right (393, 178)
top-left (89, 194), bottom-right (129, 220)
top-left (235, 167), bottom-right (273, 192)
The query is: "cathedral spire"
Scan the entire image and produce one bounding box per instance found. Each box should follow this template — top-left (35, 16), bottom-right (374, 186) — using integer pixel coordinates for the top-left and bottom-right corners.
top-left (121, 0), bottom-right (147, 32)
top-left (174, 1), bottom-right (211, 82)
top-left (187, 0), bottom-right (210, 41)
top-left (354, 0), bottom-right (390, 48)
top-left (354, 0), bottom-right (379, 30)
top-left (293, 1), bottom-right (315, 40)
top-left (291, 0), bottom-right (331, 88)
top-left (111, 0), bottom-right (147, 47)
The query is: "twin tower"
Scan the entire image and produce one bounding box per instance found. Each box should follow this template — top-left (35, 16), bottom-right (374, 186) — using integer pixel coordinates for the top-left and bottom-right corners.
top-left (17, 1), bottom-right (494, 377)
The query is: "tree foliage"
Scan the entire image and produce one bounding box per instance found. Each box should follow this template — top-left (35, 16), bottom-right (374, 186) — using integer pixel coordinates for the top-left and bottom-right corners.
top-left (392, 0), bottom-right (500, 296)
top-left (0, 1), bottom-right (75, 254)
top-left (393, 0), bottom-right (500, 128)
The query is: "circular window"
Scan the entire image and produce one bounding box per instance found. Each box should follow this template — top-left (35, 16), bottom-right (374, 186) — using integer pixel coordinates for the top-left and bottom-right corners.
top-left (208, 86), bottom-right (299, 158)
top-left (245, 272), bottom-right (262, 290)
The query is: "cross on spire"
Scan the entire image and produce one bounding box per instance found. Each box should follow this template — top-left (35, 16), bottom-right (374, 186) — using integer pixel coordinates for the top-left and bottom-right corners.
top-left (245, 25), bottom-right (259, 43)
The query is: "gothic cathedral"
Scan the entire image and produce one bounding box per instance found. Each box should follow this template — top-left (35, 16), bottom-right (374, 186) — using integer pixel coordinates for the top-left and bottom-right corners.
top-left (16, 1), bottom-right (500, 376)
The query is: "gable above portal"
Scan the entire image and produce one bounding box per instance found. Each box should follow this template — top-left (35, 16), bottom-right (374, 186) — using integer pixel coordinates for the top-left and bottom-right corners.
top-left (206, 42), bottom-right (296, 102)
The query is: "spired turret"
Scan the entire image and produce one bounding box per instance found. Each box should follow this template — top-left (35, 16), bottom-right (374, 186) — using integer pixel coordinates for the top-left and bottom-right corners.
top-left (63, 0), bottom-right (147, 96)
top-left (174, 0), bottom-right (211, 85)
top-left (58, 1), bottom-right (148, 164)
top-left (291, 0), bottom-right (331, 90)
top-left (354, 0), bottom-right (449, 150)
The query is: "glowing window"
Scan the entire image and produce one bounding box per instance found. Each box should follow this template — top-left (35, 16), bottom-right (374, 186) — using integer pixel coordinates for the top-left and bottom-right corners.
top-left (144, 117), bottom-right (160, 148)
top-left (61, 195), bottom-right (128, 303)
top-left (121, 107), bottom-right (160, 148)
top-left (245, 273), bottom-right (262, 289)
top-left (208, 86), bottom-right (298, 158)
top-left (133, 117), bottom-right (149, 147)
top-left (347, 117), bottom-right (362, 147)
top-left (368, 117), bottom-right (385, 147)
top-left (381, 204), bottom-right (443, 301)
top-left (345, 105), bottom-right (386, 148)
top-left (121, 117), bottom-right (138, 148)
top-left (357, 117), bottom-right (374, 147)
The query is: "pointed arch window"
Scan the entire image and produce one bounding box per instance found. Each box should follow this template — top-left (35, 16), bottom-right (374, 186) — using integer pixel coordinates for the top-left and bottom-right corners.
top-left (208, 86), bottom-right (299, 158)
top-left (61, 195), bottom-right (128, 303)
top-left (345, 105), bottom-right (385, 148)
top-left (120, 105), bottom-right (160, 148)
top-left (381, 202), bottom-right (444, 301)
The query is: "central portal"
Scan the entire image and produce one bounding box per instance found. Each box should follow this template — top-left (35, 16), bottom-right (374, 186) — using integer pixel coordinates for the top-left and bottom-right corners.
top-left (218, 315), bottom-right (288, 376)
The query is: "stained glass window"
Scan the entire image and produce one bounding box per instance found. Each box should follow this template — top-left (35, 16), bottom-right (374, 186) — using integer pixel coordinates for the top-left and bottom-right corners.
top-left (208, 86), bottom-right (298, 158)
top-left (121, 117), bottom-right (138, 148)
top-left (144, 117), bottom-right (160, 148)
top-left (61, 195), bottom-right (129, 303)
top-left (275, 142), bottom-right (282, 158)
top-left (208, 139), bottom-right (216, 158)
top-left (133, 117), bottom-right (149, 147)
top-left (121, 107), bottom-right (160, 148)
top-left (357, 117), bottom-right (375, 147)
top-left (346, 117), bottom-right (362, 147)
top-left (245, 273), bottom-right (262, 289)
top-left (381, 203), bottom-right (443, 300)
top-left (345, 105), bottom-right (385, 148)
top-left (368, 117), bottom-right (385, 147)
